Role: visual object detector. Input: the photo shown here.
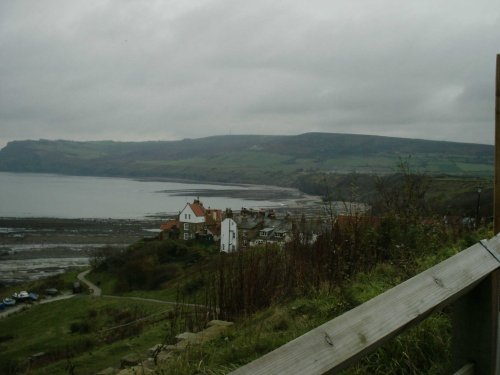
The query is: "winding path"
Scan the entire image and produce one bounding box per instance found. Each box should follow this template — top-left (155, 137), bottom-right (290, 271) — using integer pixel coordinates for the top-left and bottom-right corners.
top-left (77, 269), bottom-right (207, 308)
top-left (0, 294), bottom-right (75, 319)
top-left (1, 269), bottom-right (206, 320)
top-left (77, 269), bottom-right (102, 296)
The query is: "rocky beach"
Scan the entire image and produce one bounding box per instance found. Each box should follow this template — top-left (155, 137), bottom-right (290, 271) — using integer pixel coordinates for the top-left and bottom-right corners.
top-left (0, 217), bottom-right (163, 285)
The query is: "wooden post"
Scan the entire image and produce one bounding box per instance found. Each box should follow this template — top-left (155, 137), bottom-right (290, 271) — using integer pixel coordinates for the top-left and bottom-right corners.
top-left (494, 53), bottom-right (500, 374)
top-left (495, 54), bottom-right (500, 235)
top-left (452, 270), bottom-right (499, 374)
top-left (452, 55), bottom-right (500, 375)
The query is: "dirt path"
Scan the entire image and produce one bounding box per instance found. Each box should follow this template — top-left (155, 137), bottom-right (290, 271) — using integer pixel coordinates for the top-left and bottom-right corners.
top-left (1, 271), bottom-right (208, 320)
top-left (101, 294), bottom-right (206, 308)
top-left (0, 294), bottom-right (76, 319)
top-left (77, 269), bottom-right (208, 308)
top-left (77, 269), bottom-right (102, 296)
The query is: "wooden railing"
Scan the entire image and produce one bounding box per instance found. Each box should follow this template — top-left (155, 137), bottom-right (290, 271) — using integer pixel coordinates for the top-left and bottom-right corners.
top-left (230, 235), bottom-right (500, 375)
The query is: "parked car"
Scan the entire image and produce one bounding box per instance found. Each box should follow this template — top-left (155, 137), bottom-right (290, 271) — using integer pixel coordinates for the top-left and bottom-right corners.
top-left (13, 291), bottom-right (29, 302)
top-left (72, 281), bottom-right (82, 294)
top-left (12, 291), bottom-right (39, 302)
top-left (45, 288), bottom-right (59, 296)
top-left (3, 298), bottom-right (16, 306)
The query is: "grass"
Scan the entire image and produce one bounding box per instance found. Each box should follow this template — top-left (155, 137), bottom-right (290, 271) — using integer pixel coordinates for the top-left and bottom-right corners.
top-left (152, 235), bottom-right (484, 374)
top-left (152, 285), bottom-right (451, 374)
top-left (1, 226), bottom-right (488, 374)
top-left (87, 266), bottom-right (209, 303)
top-left (0, 295), bottom-right (174, 374)
top-left (342, 312), bottom-right (451, 375)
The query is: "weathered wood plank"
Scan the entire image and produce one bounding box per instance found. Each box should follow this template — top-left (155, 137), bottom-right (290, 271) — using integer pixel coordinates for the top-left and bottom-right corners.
top-left (230, 240), bottom-right (500, 375)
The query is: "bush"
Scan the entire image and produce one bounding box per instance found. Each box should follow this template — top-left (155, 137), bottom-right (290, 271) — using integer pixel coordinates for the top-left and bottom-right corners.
top-left (101, 239), bottom-right (210, 291)
top-left (69, 321), bottom-right (91, 334)
top-left (0, 358), bottom-right (20, 375)
top-left (182, 276), bottom-right (206, 295)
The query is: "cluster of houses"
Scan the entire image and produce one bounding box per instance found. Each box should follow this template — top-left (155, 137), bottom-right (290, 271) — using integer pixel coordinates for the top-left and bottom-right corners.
top-left (159, 199), bottom-right (486, 253)
top-left (159, 199), bottom-right (315, 252)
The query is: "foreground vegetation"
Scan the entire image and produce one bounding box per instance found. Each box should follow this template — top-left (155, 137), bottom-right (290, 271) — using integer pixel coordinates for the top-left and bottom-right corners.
top-left (0, 224), bottom-right (488, 374)
top-left (0, 161), bottom-right (493, 374)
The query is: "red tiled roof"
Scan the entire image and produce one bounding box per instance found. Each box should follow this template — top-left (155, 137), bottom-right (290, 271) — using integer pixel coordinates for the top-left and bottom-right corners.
top-left (160, 220), bottom-right (178, 231)
top-left (189, 203), bottom-right (205, 217)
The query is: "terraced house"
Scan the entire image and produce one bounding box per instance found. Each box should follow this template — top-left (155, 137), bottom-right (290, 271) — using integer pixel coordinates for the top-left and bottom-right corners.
top-left (179, 199), bottom-right (206, 240)
top-left (175, 199), bottom-right (222, 241)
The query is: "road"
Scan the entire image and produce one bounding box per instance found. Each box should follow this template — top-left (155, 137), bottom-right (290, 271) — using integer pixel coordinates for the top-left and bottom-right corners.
top-left (0, 269), bottom-right (97, 320)
top-left (0, 294), bottom-right (75, 319)
top-left (0, 269), bottom-right (208, 320)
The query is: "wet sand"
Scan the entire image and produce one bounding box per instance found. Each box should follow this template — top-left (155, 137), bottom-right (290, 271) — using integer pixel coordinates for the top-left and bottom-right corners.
top-left (0, 217), bottom-right (163, 285)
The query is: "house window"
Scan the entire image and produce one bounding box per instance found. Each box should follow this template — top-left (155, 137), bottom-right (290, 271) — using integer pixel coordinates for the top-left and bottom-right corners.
top-left (232, 232), bottom-right (235, 239)
top-left (184, 214), bottom-right (187, 219)
top-left (231, 245), bottom-right (235, 251)
top-left (184, 233), bottom-right (189, 240)
top-left (189, 214), bottom-right (191, 219)
top-left (222, 244), bottom-right (225, 251)
top-left (184, 223), bottom-right (189, 231)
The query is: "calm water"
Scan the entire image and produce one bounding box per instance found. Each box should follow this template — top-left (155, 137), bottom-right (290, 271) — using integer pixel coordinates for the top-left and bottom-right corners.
top-left (0, 172), bottom-right (287, 219)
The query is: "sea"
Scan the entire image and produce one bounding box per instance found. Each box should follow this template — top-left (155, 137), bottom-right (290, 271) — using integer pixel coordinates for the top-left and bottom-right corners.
top-left (0, 172), bottom-right (290, 219)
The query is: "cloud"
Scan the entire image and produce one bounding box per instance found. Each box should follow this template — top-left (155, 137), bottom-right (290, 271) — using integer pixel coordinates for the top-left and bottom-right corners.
top-left (0, 0), bottom-right (499, 148)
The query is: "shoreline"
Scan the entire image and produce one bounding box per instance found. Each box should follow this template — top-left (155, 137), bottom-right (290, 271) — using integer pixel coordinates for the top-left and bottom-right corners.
top-left (0, 170), bottom-right (298, 192)
top-left (0, 177), bottom-right (323, 285)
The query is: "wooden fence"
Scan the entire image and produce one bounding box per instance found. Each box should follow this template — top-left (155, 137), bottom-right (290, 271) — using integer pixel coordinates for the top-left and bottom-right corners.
top-left (230, 235), bottom-right (500, 375)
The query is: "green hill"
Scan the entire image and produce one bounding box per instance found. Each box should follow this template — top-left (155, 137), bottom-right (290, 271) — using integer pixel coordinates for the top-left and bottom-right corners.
top-left (0, 133), bottom-right (493, 185)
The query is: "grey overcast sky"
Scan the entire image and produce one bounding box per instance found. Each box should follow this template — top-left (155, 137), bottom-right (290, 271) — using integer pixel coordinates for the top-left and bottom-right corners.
top-left (1, 0), bottom-right (499, 148)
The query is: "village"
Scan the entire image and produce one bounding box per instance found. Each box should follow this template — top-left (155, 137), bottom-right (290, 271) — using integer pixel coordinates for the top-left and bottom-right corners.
top-left (158, 198), bottom-right (373, 252)
top-left (158, 198), bottom-right (322, 252)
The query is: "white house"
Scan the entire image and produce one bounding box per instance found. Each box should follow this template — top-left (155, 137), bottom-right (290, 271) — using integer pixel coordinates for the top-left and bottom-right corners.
top-left (220, 218), bottom-right (238, 252)
top-left (179, 199), bottom-right (206, 240)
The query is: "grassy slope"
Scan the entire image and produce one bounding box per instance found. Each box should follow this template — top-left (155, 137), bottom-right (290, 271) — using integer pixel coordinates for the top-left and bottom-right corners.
top-left (0, 229), bottom-right (489, 375)
top-left (155, 236), bottom-right (476, 374)
top-left (0, 270), bottom-right (177, 375)
top-left (0, 134), bottom-right (493, 186)
top-left (0, 296), bottom-right (172, 375)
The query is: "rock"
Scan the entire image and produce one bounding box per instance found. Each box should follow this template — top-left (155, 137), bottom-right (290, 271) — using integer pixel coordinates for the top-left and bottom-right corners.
top-left (165, 340), bottom-right (190, 351)
top-left (141, 358), bottom-right (156, 370)
top-left (175, 331), bottom-right (199, 341)
top-left (117, 365), bottom-right (154, 375)
top-left (95, 368), bottom-right (119, 375)
top-left (207, 320), bottom-right (234, 327)
top-left (156, 351), bottom-right (173, 365)
top-left (176, 331), bottom-right (203, 345)
top-left (148, 344), bottom-right (163, 357)
top-left (120, 354), bottom-right (140, 368)
top-left (196, 325), bottom-right (227, 343)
